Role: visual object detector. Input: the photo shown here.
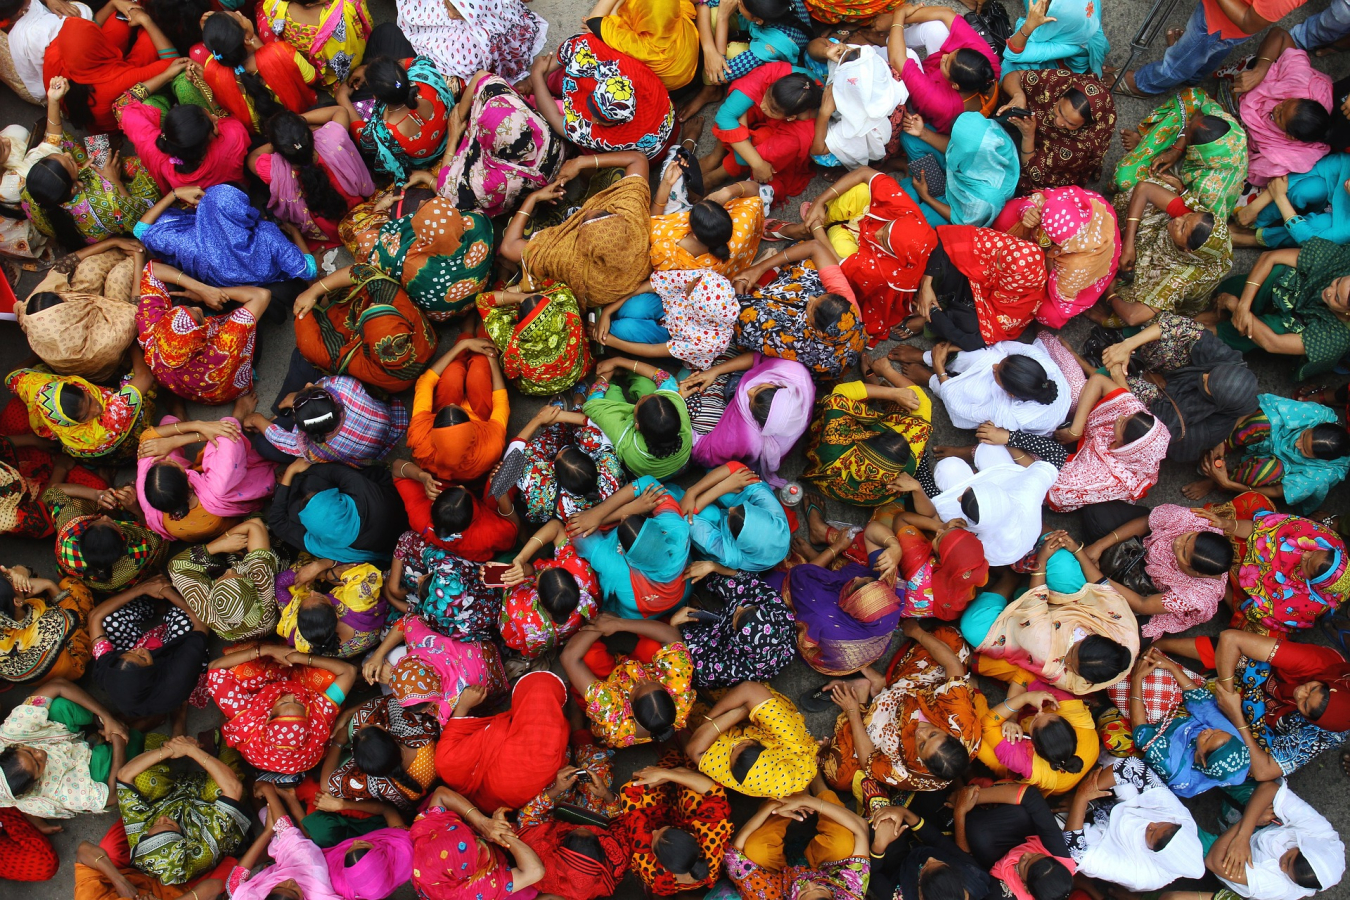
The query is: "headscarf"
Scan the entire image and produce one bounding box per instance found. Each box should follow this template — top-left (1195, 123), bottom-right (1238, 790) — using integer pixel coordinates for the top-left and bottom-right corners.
top-left (1114, 189), bottom-right (1233, 319)
top-left (944, 113), bottom-right (1020, 227)
top-left (201, 40), bottom-right (317, 133)
top-left (1018, 69), bottom-right (1115, 193)
top-left (95, 631), bottom-right (208, 719)
top-left (358, 56), bottom-right (457, 180)
top-left (583, 382), bottom-right (692, 480)
top-left (1079, 777), bottom-right (1206, 890)
top-left (231, 819), bottom-right (345, 900)
top-left (213, 662), bottom-right (336, 774)
top-left (692, 355), bottom-right (815, 487)
top-left (1005, 0), bottom-right (1108, 74)
top-left (934, 225), bottom-right (1046, 345)
top-left (0, 590), bottom-right (79, 683)
top-left (1254, 392), bottom-right (1350, 512)
top-left (789, 560), bottom-right (901, 676)
top-left (574, 477), bottom-right (691, 617)
top-left (7, 369), bottom-right (143, 459)
top-left (1266, 237), bottom-right (1350, 380)
top-left (480, 280), bottom-right (591, 395)
top-left (1048, 388), bottom-right (1170, 512)
top-left (824, 46), bottom-right (908, 168)
top-left (140, 184), bottom-right (313, 287)
top-left (932, 337), bottom-right (1071, 434)
top-left (135, 424), bottom-right (275, 540)
top-left (268, 122), bottom-right (374, 236)
top-left (17, 287), bottom-right (137, 383)
top-left (298, 488), bottom-right (385, 564)
top-left (520, 820), bottom-right (628, 899)
top-left (409, 807), bottom-right (513, 900)
top-left (1239, 48), bottom-right (1333, 186)
top-left (902, 526), bottom-right (990, 618)
top-left (388, 616), bottom-right (506, 723)
top-left (1238, 783), bottom-right (1345, 900)
top-left (1237, 511), bottom-right (1350, 630)
top-left (931, 454), bottom-right (1050, 566)
top-left (125, 781), bottom-right (250, 884)
top-left (324, 829), bottom-right (415, 900)
top-left (554, 34), bottom-right (675, 157)
top-left (598, 0), bottom-right (697, 90)
top-left (686, 479), bottom-right (790, 572)
top-left (649, 269), bottom-right (739, 370)
top-left (45, 18), bottom-right (170, 117)
top-left (681, 573), bottom-right (796, 687)
top-left (371, 198), bottom-right (494, 321)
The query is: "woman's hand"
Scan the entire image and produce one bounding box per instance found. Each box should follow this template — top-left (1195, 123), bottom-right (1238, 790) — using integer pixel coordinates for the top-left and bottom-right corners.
top-left (1001, 720), bottom-right (1026, 742)
top-left (566, 507), bottom-right (605, 539)
top-left (678, 487), bottom-right (700, 518)
top-left (361, 653), bottom-right (386, 685)
top-left (912, 168), bottom-right (932, 203)
top-left (1023, 0), bottom-right (1056, 31)
top-left (686, 560), bottom-right (719, 583)
top-left (886, 472), bottom-right (922, 495)
top-left (195, 419), bottom-right (242, 446)
top-left (47, 76), bottom-right (69, 104)
top-left (0, 565), bottom-right (32, 595)
top-left (828, 680), bottom-right (867, 713)
top-left (1118, 242), bottom-right (1136, 273)
top-left (293, 281), bottom-right (328, 320)
top-left (314, 792), bottom-right (346, 813)
top-left (1220, 830), bottom-right (1253, 879)
top-left (1100, 340), bottom-right (1133, 372)
top-left (930, 341), bottom-right (956, 375)
top-left (975, 422), bottom-right (1010, 445)
top-left (501, 561), bottom-right (532, 587)
top-left (1021, 690), bottom-right (1059, 712)
top-left (901, 112), bottom-right (925, 138)
top-left (556, 157), bottom-right (590, 185)
top-left (458, 337), bottom-right (499, 358)
top-left (623, 482), bottom-right (668, 517)
top-left (749, 158), bottom-right (775, 184)
top-left (951, 784), bottom-right (980, 816)
top-left (98, 150), bottom-right (123, 185)
top-left (629, 765), bottom-right (672, 786)
top-left (706, 49), bottom-right (730, 84)
top-left (172, 186), bottom-right (204, 207)
top-left (1021, 203), bottom-right (1043, 231)
top-left (550, 765), bottom-right (582, 794)
top-left (1269, 175), bottom-right (1288, 199)
top-left (678, 369), bottom-right (717, 397)
top-left (1190, 507), bottom-right (1235, 534)
top-left (418, 470), bottom-right (442, 501)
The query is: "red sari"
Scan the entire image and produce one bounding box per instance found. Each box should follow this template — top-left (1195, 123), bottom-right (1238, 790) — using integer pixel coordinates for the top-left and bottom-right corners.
top-left (935, 225), bottom-right (1047, 344)
top-left (202, 40), bottom-right (317, 133)
top-left (45, 17), bottom-right (172, 133)
top-left (713, 63), bottom-right (817, 202)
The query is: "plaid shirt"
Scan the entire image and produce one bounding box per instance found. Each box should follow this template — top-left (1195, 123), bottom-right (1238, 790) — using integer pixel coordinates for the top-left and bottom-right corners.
top-left (265, 375), bottom-right (407, 466)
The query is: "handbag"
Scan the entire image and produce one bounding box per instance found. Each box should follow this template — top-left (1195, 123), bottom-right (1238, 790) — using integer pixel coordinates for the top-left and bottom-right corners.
top-left (964, 0), bottom-right (1013, 55)
top-left (1099, 535), bottom-right (1159, 595)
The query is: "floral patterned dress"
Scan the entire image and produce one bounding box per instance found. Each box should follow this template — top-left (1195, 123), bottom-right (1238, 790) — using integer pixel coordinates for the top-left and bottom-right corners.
top-left (499, 540), bottom-right (599, 659)
top-left (22, 133), bottom-right (159, 245)
top-left (583, 642), bottom-right (695, 748)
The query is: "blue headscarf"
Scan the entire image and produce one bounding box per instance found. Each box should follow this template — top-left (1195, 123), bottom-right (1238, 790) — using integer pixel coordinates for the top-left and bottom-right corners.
top-left (944, 113), bottom-right (1020, 228)
top-left (686, 482), bottom-right (790, 572)
top-left (298, 488), bottom-right (385, 564)
top-left (574, 476), bottom-right (691, 618)
top-left (1134, 688), bottom-right (1250, 797)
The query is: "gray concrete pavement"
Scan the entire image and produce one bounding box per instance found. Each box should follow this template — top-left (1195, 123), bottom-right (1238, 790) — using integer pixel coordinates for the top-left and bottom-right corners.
top-left (2, 0), bottom-right (1350, 896)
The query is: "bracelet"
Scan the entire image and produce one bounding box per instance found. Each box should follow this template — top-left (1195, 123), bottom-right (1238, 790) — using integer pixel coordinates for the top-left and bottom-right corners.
top-left (1238, 724), bottom-right (1251, 731)
top-left (524, 536), bottom-right (541, 548)
top-left (1075, 541), bottom-right (1085, 553)
top-left (170, 188), bottom-right (178, 201)
top-left (188, 891), bottom-right (199, 900)
top-left (1246, 280), bottom-right (1262, 287)
top-left (307, 654), bottom-right (313, 666)
top-left (255, 646), bottom-right (261, 659)
top-left (890, 22), bottom-right (903, 27)
top-left (1028, 570), bottom-right (1045, 576)
top-left (465, 806), bottom-right (480, 818)
top-left (398, 462), bottom-right (411, 478)
top-left (513, 210), bottom-right (531, 220)
top-left (871, 850), bottom-right (887, 858)
top-left (173, 422), bottom-right (182, 435)
top-left (93, 853), bottom-right (108, 865)
top-left (681, 137), bottom-right (697, 148)
top-left (1126, 216), bottom-right (1140, 222)
top-left (1110, 530), bottom-right (1120, 543)
top-left (827, 186), bottom-right (839, 199)
top-left (318, 278), bottom-right (330, 293)
top-left (1129, 695), bottom-right (1143, 702)
top-left (593, 156), bottom-right (600, 169)
top-left (500, 503), bottom-right (515, 517)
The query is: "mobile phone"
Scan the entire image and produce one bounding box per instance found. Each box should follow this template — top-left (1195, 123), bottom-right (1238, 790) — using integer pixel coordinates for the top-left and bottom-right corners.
top-left (573, 770), bottom-right (593, 784)
top-left (84, 134), bottom-right (110, 171)
top-left (685, 609), bottom-right (720, 624)
top-left (481, 563), bottom-right (511, 587)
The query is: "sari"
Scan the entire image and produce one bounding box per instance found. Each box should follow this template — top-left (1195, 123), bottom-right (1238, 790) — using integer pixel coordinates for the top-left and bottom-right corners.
top-left (932, 338), bottom-right (1071, 434)
top-left (1239, 48), bottom-right (1333, 186)
top-left (523, 173), bottom-right (652, 306)
top-left (896, 524), bottom-right (988, 620)
top-left (1048, 388), bottom-right (1170, 511)
top-left (940, 113), bottom-right (1019, 227)
top-left (480, 281), bottom-right (590, 395)
top-left (575, 476), bottom-right (691, 618)
top-left (680, 573), bottom-right (796, 688)
top-left (16, 250), bottom-right (138, 383)
top-left (135, 422), bottom-right (274, 542)
top-left (43, 17), bottom-right (172, 134)
top-left (93, 604), bottom-right (207, 720)
top-left (0, 808), bottom-right (56, 881)
top-left (265, 122), bottom-right (374, 245)
top-left (1235, 508), bottom-right (1350, 632)
top-left (22, 134), bottom-right (160, 246)
top-left (934, 225), bottom-right (1047, 342)
top-left (327, 695), bottom-right (438, 809)
top-left (993, 186), bottom-right (1119, 327)
top-left (803, 380), bottom-right (932, 506)
top-left (1016, 69), bottom-right (1115, 193)
top-left (396, 0), bottom-right (546, 84)
top-left (650, 196), bottom-right (763, 274)
top-left (683, 477), bottom-right (789, 571)
top-left (1249, 152), bottom-right (1350, 247)
top-left (1002, 0), bottom-right (1108, 75)
top-left (139, 184), bottom-right (315, 288)
top-left (519, 819), bottom-right (629, 899)
top-left (388, 616), bottom-right (507, 724)
top-left (583, 371), bottom-right (692, 479)
top-left (8, 371), bottom-right (149, 461)
top-left (1113, 185), bottom-right (1232, 317)
top-left (295, 263), bottom-right (436, 393)
top-left (0, 580), bottom-right (94, 685)
top-left (412, 546), bottom-right (503, 641)
top-left (734, 261), bottom-right (865, 379)
top-left (325, 829), bottom-right (413, 900)
top-left (276, 563), bottom-right (387, 658)
top-left (369, 198), bottom-right (492, 320)
top-left (201, 40), bottom-right (317, 134)
top-left (622, 755), bottom-right (734, 894)
top-left (258, 0), bottom-right (372, 87)
top-left (1133, 687), bottom-right (1249, 796)
top-left (357, 56), bottom-right (457, 180)
top-left (0, 696), bottom-right (108, 818)
top-left (583, 641), bottom-right (695, 748)
top-left (409, 806), bottom-right (514, 900)
top-left (692, 355), bottom-right (813, 487)
top-left (1223, 394), bottom-right (1349, 513)
top-left (167, 546), bottom-right (280, 642)
top-left (553, 34), bottom-right (675, 157)
top-left (514, 416), bottom-right (625, 523)
top-left (599, 0), bottom-right (697, 90)
top-left (500, 540), bottom-right (599, 659)
top-left (932, 445), bottom-right (1058, 566)
top-left (440, 74), bottom-right (563, 217)
top-left (136, 268), bottom-right (257, 405)
top-left (207, 658), bottom-right (342, 775)
top-left (0, 123), bottom-right (52, 259)
top-left (231, 817), bottom-right (344, 900)
top-left (789, 558), bottom-right (901, 676)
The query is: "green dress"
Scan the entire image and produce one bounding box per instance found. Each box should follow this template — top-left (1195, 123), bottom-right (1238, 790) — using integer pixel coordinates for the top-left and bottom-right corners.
top-left (23, 133), bottom-right (161, 245)
top-left (370, 199), bottom-right (493, 321)
top-left (583, 368), bottom-right (692, 478)
top-left (481, 281), bottom-right (591, 395)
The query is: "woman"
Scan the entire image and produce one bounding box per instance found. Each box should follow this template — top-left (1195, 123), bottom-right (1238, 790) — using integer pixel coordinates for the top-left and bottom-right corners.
top-left (409, 786), bottom-right (546, 898)
top-left (270, 459), bottom-right (408, 565)
top-left (201, 11), bottom-right (317, 135)
top-left (500, 519), bottom-right (600, 660)
top-left (726, 791), bottom-right (869, 899)
top-left (136, 185), bottom-right (317, 287)
top-left (6, 359), bottom-right (156, 464)
top-left (364, 612), bottom-right (506, 722)
top-left (258, 0), bottom-right (372, 88)
top-left (406, 542), bottom-right (504, 642)
top-left (276, 559), bottom-right (387, 659)
top-left (1002, 0), bottom-right (1108, 76)
top-left (650, 181), bottom-right (764, 275)
top-left (0, 570), bottom-right (95, 685)
top-left (507, 401), bottom-right (624, 524)
top-left (360, 195), bottom-right (493, 321)
top-left (339, 56), bottom-right (456, 181)
top-left (167, 520), bottom-right (280, 642)
top-left (503, 152), bottom-right (654, 308)
top-left (689, 353), bottom-right (813, 487)
top-left (676, 573), bottom-right (795, 688)
top-left (920, 337), bottom-right (1071, 435)
top-left (293, 264), bottom-right (436, 394)
top-left (562, 613), bottom-right (694, 749)
top-left (478, 286), bottom-right (591, 396)
top-left (396, 0), bottom-right (545, 83)
top-left (44, 484), bottom-right (167, 591)
top-left (324, 829), bottom-right (413, 900)
top-left (391, 468), bottom-right (518, 568)
top-left (1211, 239), bottom-right (1350, 381)
top-left (902, 112), bottom-right (1020, 228)
top-left (888, 518), bottom-right (990, 621)
top-left (136, 418), bottom-right (275, 542)
top-left (621, 762), bottom-right (734, 895)
top-left (0, 119), bottom-right (56, 259)
top-left (1237, 157), bottom-right (1350, 249)
top-left (995, 186), bottom-right (1119, 328)
top-left (23, 131), bottom-right (160, 252)
top-left (975, 672), bottom-right (1097, 794)
top-left (404, 338), bottom-right (509, 485)
top-left (1000, 69), bottom-right (1115, 194)
top-left (44, 14), bottom-right (178, 134)
top-left (136, 264), bottom-right (270, 406)
top-left (595, 270), bottom-right (740, 371)
top-left (0, 809), bottom-right (56, 882)
top-left (583, 358), bottom-right (692, 480)
top-left (15, 239), bottom-right (141, 382)
top-left (230, 789), bottom-right (343, 900)
top-left (1236, 39), bottom-right (1332, 187)
top-left (249, 109), bottom-right (375, 249)
top-left (115, 80), bottom-right (251, 193)
top-left (680, 463), bottom-right (790, 572)
top-left (324, 693), bottom-right (439, 812)
top-left (208, 642), bottom-right (356, 776)
top-left (251, 370), bottom-right (408, 467)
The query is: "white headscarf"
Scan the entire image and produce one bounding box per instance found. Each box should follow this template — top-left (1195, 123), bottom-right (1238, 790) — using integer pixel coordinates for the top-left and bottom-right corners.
top-left (396, 0), bottom-right (547, 83)
top-left (1223, 783), bottom-right (1345, 900)
top-left (931, 443), bottom-right (1058, 565)
top-left (824, 46), bottom-right (910, 169)
top-left (930, 337), bottom-right (1072, 435)
top-left (1079, 778), bottom-right (1205, 890)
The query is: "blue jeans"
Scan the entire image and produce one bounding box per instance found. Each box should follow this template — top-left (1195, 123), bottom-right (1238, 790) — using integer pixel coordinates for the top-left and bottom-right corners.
top-left (608, 292), bottom-right (671, 344)
top-left (1133, 2), bottom-right (1245, 94)
top-left (1292, 0), bottom-right (1350, 49)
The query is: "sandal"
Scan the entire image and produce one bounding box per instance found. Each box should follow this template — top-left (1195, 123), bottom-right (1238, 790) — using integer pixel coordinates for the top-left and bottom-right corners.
top-left (763, 218), bottom-right (796, 241)
top-left (1113, 76), bottom-right (1156, 99)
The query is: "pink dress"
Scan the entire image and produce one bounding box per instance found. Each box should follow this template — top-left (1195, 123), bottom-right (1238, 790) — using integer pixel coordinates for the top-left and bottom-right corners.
top-left (1141, 504), bottom-right (1228, 638)
top-left (1240, 47), bottom-right (1333, 186)
top-left (115, 93), bottom-right (251, 193)
top-left (229, 817), bottom-right (344, 900)
top-left (899, 17), bottom-right (999, 134)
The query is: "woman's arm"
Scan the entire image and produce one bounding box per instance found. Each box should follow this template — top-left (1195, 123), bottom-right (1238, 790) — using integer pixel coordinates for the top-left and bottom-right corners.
top-left (1082, 515), bottom-right (1150, 565)
top-left (1213, 688), bottom-right (1284, 780)
top-left (1213, 630), bottom-right (1279, 690)
top-left (559, 626), bottom-right (605, 695)
top-left (733, 800), bottom-right (784, 851)
top-left (900, 619), bottom-right (966, 678)
top-left (1056, 373), bottom-right (1116, 443)
top-left (39, 678), bottom-right (125, 740)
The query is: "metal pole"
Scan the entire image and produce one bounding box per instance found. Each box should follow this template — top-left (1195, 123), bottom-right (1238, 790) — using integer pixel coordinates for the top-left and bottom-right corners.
top-left (1111, 0), bottom-right (1187, 91)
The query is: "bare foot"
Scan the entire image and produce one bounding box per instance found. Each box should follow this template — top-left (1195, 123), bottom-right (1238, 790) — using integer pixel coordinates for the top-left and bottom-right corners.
top-left (870, 354), bottom-right (902, 383)
top-left (1182, 477), bottom-right (1217, 500)
top-left (888, 344), bottom-right (926, 364)
top-left (791, 535), bottom-right (819, 559)
top-left (1120, 127), bottom-right (1141, 151)
top-left (1085, 296), bottom-right (1114, 325)
top-left (1165, 27), bottom-right (1182, 46)
top-left (678, 87), bottom-right (721, 124)
top-left (680, 114), bottom-right (706, 145)
top-left (231, 391), bottom-right (258, 422)
top-left (899, 361), bottom-right (934, 383)
top-left (930, 444), bottom-right (975, 461)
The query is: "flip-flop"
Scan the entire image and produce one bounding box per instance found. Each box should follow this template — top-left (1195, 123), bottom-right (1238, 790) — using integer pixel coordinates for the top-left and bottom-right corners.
top-left (763, 218), bottom-right (795, 241)
top-left (490, 447), bottom-right (527, 499)
top-left (799, 686), bottom-right (840, 713)
top-left (1113, 77), bottom-right (1156, 99)
top-left (799, 200), bottom-right (814, 221)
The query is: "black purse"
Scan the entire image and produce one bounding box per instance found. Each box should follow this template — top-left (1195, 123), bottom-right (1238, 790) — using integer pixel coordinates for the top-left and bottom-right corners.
top-left (964, 0), bottom-right (1014, 55)
top-left (1099, 536), bottom-right (1159, 596)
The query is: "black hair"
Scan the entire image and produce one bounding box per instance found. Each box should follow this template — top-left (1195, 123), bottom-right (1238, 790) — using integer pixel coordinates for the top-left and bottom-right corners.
top-left (26, 158), bottom-right (84, 252)
top-left (265, 891), bottom-right (295, 900)
top-left (768, 73), bottom-right (823, 117)
top-left (1061, 87), bottom-right (1092, 124)
top-left (730, 741), bottom-right (764, 782)
top-left (812, 293), bottom-right (852, 335)
top-left (1190, 531), bottom-right (1234, 576)
top-left (202, 14), bottom-right (284, 122)
top-left (948, 48), bottom-right (996, 94)
top-left (81, 523), bottom-right (126, 583)
top-left (0, 0), bottom-right (26, 20)
top-left (351, 726), bottom-right (422, 793)
top-left (999, 355), bottom-right (1059, 405)
top-left (144, 0), bottom-right (209, 55)
top-left (430, 486), bottom-right (473, 539)
top-left (635, 395), bottom-right (684, 459)
top-left (632, 687), bottom-right (676, 743)
top-left (918, 861), bottom-right (968, 900)
top-left (344, 846), bottom-right (370, 867)
top-left (25, 291), bottom-right (64, 314)
top-left (1186, 213), bottom-right (1215, 252)
top-left (959, 488), bottom-right (979, 524)
top-left (652, 828), bottom-right (710, 881)
top-left (1031, 716), bottom-right (1083, 774)
top-left (537, 567), bottom-right (582, 620)
top-left (741, 0), bottom-right (796, 28)
top-left (58, 383), bottom-right (84, 423)
top-left (1290, 851), bottom-right (1321, 890)
top-left (617, 514), bottom-right (645, 552)
top-left (1121, 411), bottom-right (1156, 445)
top-left (296, 600), bottom-right (340, 657)
top-left (556, 445), bottom-right (601, 502)
top-left (1285, 99), bottom-right (1331, 144)
top-left (1308, 683), bottom-right (1331, 720)
top-left (689, 200), bottom-right (733, 261)
top-left (1075, 635), bottom-right (1132, 684)
top-left (562, 829), bottom-right (606, 864)
top-left (749, 386), bottom-right (778, 426)
top-left (1190, 114), bottom-right (1232, 145)
top-left (293, 386), bottom-right (339, 436)
top-left (1309, 423), bottom-right (1350, 459)
top-left (1025, 856), bottom-right (1073, 900)
top-left (158, 105), bottom-right (215, 175)
top-left (62, 80), bottom-right (96, 131)
top-left (433, 405), bottom-right (471, 428)
top-left (364, 57), bottom-right (421, 108)
top-left (867, 430), bottom-right (914, 467)
top-left (1149, 822), bottom-right (1182, 852)
top-left (0, 578), bottom-right (14, 620)
top-left (266, 111), bottom-right (349, 223)
top-left (0, 747), bottom-right (36, 797)
top-left (519, 293), bottom-right (543, 318)
top-left (922, 733), bottom-right (971, 781)
top-left (728, 505), bottom-right (746, 538)
top-left (144, 463), bottom-right (191, 520)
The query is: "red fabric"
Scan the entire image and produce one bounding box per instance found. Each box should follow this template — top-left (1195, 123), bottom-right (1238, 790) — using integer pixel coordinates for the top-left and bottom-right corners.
top-left (202, 40), bottom-right (316, 132)
top-left (45, 17), bottom-right (172, 133)
top-left (352, 62), bottom-right (449, 160)
top-left (436, 340), bottom-right (495, 420)
top-left (714, 63), bottom-right (817, 202)
top-left (119, 94), bottom-right (251, 193)
top-left (936, 225), bottom-right (1047, 344)
top-left (517, 819), bottom-right (631, 900)
top-left (434, 671), bottom-right (569, 811)
top-left (1165, 197), bottom-right (1193, 218)
top-left (0, 808), bottom-right (57, 881)
top-left (208, 661), bottom-right (339, 774)
top-left (841, 173), bottom-right (938, 344)
top-left (1269, 640), bottom-right (1350, 731)
top-left (631, 493), bottom-right (691, 618)
top-left (1201, 0), bottom-right (1302, 39)
top-left (394, 477), bottom-right (518, 562)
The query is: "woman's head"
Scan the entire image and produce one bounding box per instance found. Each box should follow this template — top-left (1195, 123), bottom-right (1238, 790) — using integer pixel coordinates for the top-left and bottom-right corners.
top-left (1301, 423), bottom-right (1350, 460)
top-left (941, 48), bottom-right (996, 95)
top-left (24, 291), bottom-right (64, 315)
top-left (727, 504), bottom-right (746, 538)
top-left (1021, 855), bottom-right (1073, 900)
top-left (433, 404), bottom-right (472, 429)
top-left (1319, 274), bottom-right (1350, 318)
top-left (913, 723), bottom-right (970, 781)
top-left (748, 384), bottom-right (779, 427)
top-left (1193, 727), bottom-right (1238, 770)
top-left (266, 111), bottom-right (349, 223)
top-left (364, 57), bottom-right (420, 108)
top-left (740, 0), bottom-right (792, 25)
top-left (26, 156), bottom-right (84, 251)
top-left (617, 514), bottom-right (647, 552)
top-left (1114, 411), bottom-right (1157, 448)
top-left (634, 394), bottom-right (684, 459)
top-left (144, 461), bottom-right (191, 520)
top-left (808, 292), bottom-right (852, 336)
top-left (1070, 634), bottom-right (1132, 684)
top-left (762, 74), bottom-right (823, 120)
top-left (1275, 98), bottom-right (1331, 144)
top-left (556, 445), bottom-right (601, 501)
top-left (0, 577), bottom-right (17, 621)
top-left (1145, 821), bottom-right (1181, 852)
top-left (293, 386), bottom-right (340, 437)
top-left (729, 739), bottom-right (764, 782)
top-left (351, 726), bottom-right (401, 776)
top-left (158, 105), bottom-right (216, 175)
top-left (959, 487), bottom-right (979, 524)
top-left (1188, 114), bottom-right (1231, 146)
top-left (0, 745), bottom-right (44, 797)
top-left (81, 520), bottom-right (126, 583)
top-left (918, 859), bottom-right (968, 900)
top-left (1167, 210), bottom-right (1214, 252)
top-left (866, 430), bottom-right (914, 468)
top-left (689, 200), bottom-right (733, 261)
top-left (995, 355), bottom-right (1059, 405)
top-left (1173, 530), bottom-right (1234, 577)
top-left (203, 13), bottom-right (285, 121)
top-left (537, 567), bottom-right (582, 621)
top-left (1291, 679), bottom-right (1331, 721)
top-left (297, 595), bottom-right (341, 656)
top-left (631, 684), bottom-right (677, 742)
top-left (430, 486), bottom-right (473, 540)
top-left (1029, 715), bottom-right (1083, 774)
top-left (651, 827), bottom-right (710, 881)
top-left (144, 0), bottom-right (209, 53)
top-left (562, 829), bottom-right (606, 864)
top-left (1282, 848), bottom-right (1322, 890)
top-left (1051, 87), bottom-right (1092, 130)
top-left (62, 80), bottom-right (96, 131)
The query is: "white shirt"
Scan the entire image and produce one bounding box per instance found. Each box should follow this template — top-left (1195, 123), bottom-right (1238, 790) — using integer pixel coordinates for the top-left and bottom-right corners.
top-left (9, 0), bottom-right (92, 99)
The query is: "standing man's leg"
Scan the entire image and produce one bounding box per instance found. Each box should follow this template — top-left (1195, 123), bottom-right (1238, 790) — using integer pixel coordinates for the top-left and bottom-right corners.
top-left (1131, 3), bottom-right (1244, 94)
top-left (1292, 0), bottom-right (1350, 50)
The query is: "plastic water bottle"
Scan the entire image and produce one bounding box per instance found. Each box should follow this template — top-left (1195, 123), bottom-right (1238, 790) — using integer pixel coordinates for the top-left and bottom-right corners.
top-left (778, 481), bottom-right (804, 506)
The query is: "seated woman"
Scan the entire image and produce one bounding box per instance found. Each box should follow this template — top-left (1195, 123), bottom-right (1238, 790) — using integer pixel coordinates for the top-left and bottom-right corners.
top-left (43, 483), bottom-right (167, 591)
top-left (257, 0), bottom-right (371, 90)
top-left (1210, 240), bottom-right (1350, 382)
top-left (16, 239), bottom-right (140, 384)
top-left (405, 337), bottom-right (507, 482)
top-left (975, 663), bottom-right (1098, 794)
top-left (592, 0), bottom-right (697, 90)
top-left (732, 234), bottom-right (865, 379)
top-left (5, 356), bottom-right (155, 464)
top-left (583, 358), bottom-right (693, 479)
top-left (0, 569), bottom-right (95, 686)
top-left (1000, 68), bottom-right (1115, 194)
top-left (1206, 781), bottom-right (1344, 900)
top-left (674, 572), bottom-right (795, 688)
top-left (620, 760), bottom-right (734, 896)
top-left (501, 519), bottom-right (599, 660)
top-left (395, 0), bottom-right (545, 83)
top-left (951, 783), bottom-right (1075, 898)
top-left (1234, 30), bottom-right (1333, 187)
top-left (228, 786), bottom-right (345, 900)
top-left (249, 109), bottom-right (374, 251)
top-left (1047, 373), bottom-right (1170, 511)
top-left (116, 734), bottom-right (249, 884)
top-left (276, 559), bottom-right (388, 659)
top-left (594, 270), bottom-right (739, 371)
top-left (136, 265), bottom-right (271, 405)
top-left (114, 79), bottom-right (250, 194)
top-left (409, 786), bottom-right (546, 898)
top-left (803, 355), bottom-right (932, 507)
top-left (527, 35), bottom-right (675, 160)
top-left (1235, 157), bottom-right (1350, 249)
top-left (44, 12), bottom-right (178, 134)
top-left (1184, 393), bottom-right (1350, 513)
top-left (293, 263), bottom-right (436, 394)
top-left (650, 180), bottom-right (764, 274)
top-left (886, 6), bottom-right (999, 136)
top-left (166, 520), bottom-right (280, 642)
top-left (572, 477), bottom-right (692, 618)
top-left (88, 576), bottom-right (209, 722)
top-left (479, 287), bottom-right (590, 396)
top-left (336, 55), bottom-right (455, 180)
top-left (402, 543), bottom-right (504, 642)
top-left (506, 401), bottom-right (625, 524)
top-left (995, 186), bottom-right (1119, 328)
top-left (725, 790), bottom-right (869, 899)
top-left (200, 11), bottom-right (317, 135)
top-left (137, 185), bottom-right (316, 287)
top-left (323, 693), bottom-right (439, 813)
top-left (363, 612), bottom-right (506, 721)
top-left (882, 516), bottom-right (989, 622)
top-left (404, 70), bottom-right (564, 218)
top-left (688, 353), bottom-right (813, 487)
top-left (0, 676), bottom-right (129, 820)
top-left (687, 680), bottom-right (816, 796)
top-left (1002, 0), bottom-right (1107, 76)
top-left (808, 40), bottom-right (908, 171)
top-left (705, 64), bottom-right (821, 200)
top-left (323, 829), bottom-right (414, 899)
top-left (900, 111), bottom-right (1020, 229)
top-left (270, 459), bottom-right (408, 564)
top-left (208, 642), bottom-right (356, 777)
top-left (679, 463), bottom-right (790, 572)
top-left (905, 337), bottom-right (1070, 436)
top-left (392, 460), bottom-right (518, 563)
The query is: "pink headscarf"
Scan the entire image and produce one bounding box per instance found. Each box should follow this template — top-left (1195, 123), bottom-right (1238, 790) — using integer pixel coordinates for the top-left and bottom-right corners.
top-left (691, 354), bottom-right (815, 486)
top-left (1240, 47), bottom-right (1333, 186)
top-left (1047, 388), bottom-right (1170, 513)
top-left (268, 122), bottom-right (375, 235)
top-left (324, 829), bottom-right (415, 900)
top-left (232, 818), bottom-right (345, 900)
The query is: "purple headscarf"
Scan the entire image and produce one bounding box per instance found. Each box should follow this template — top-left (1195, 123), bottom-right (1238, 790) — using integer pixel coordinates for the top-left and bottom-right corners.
top-left (692, 354), bottom-right (815, 486)
top-left (323, 828), bottom-right (415, 900)
top-left (268, 122), bottom-right (375, 233)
